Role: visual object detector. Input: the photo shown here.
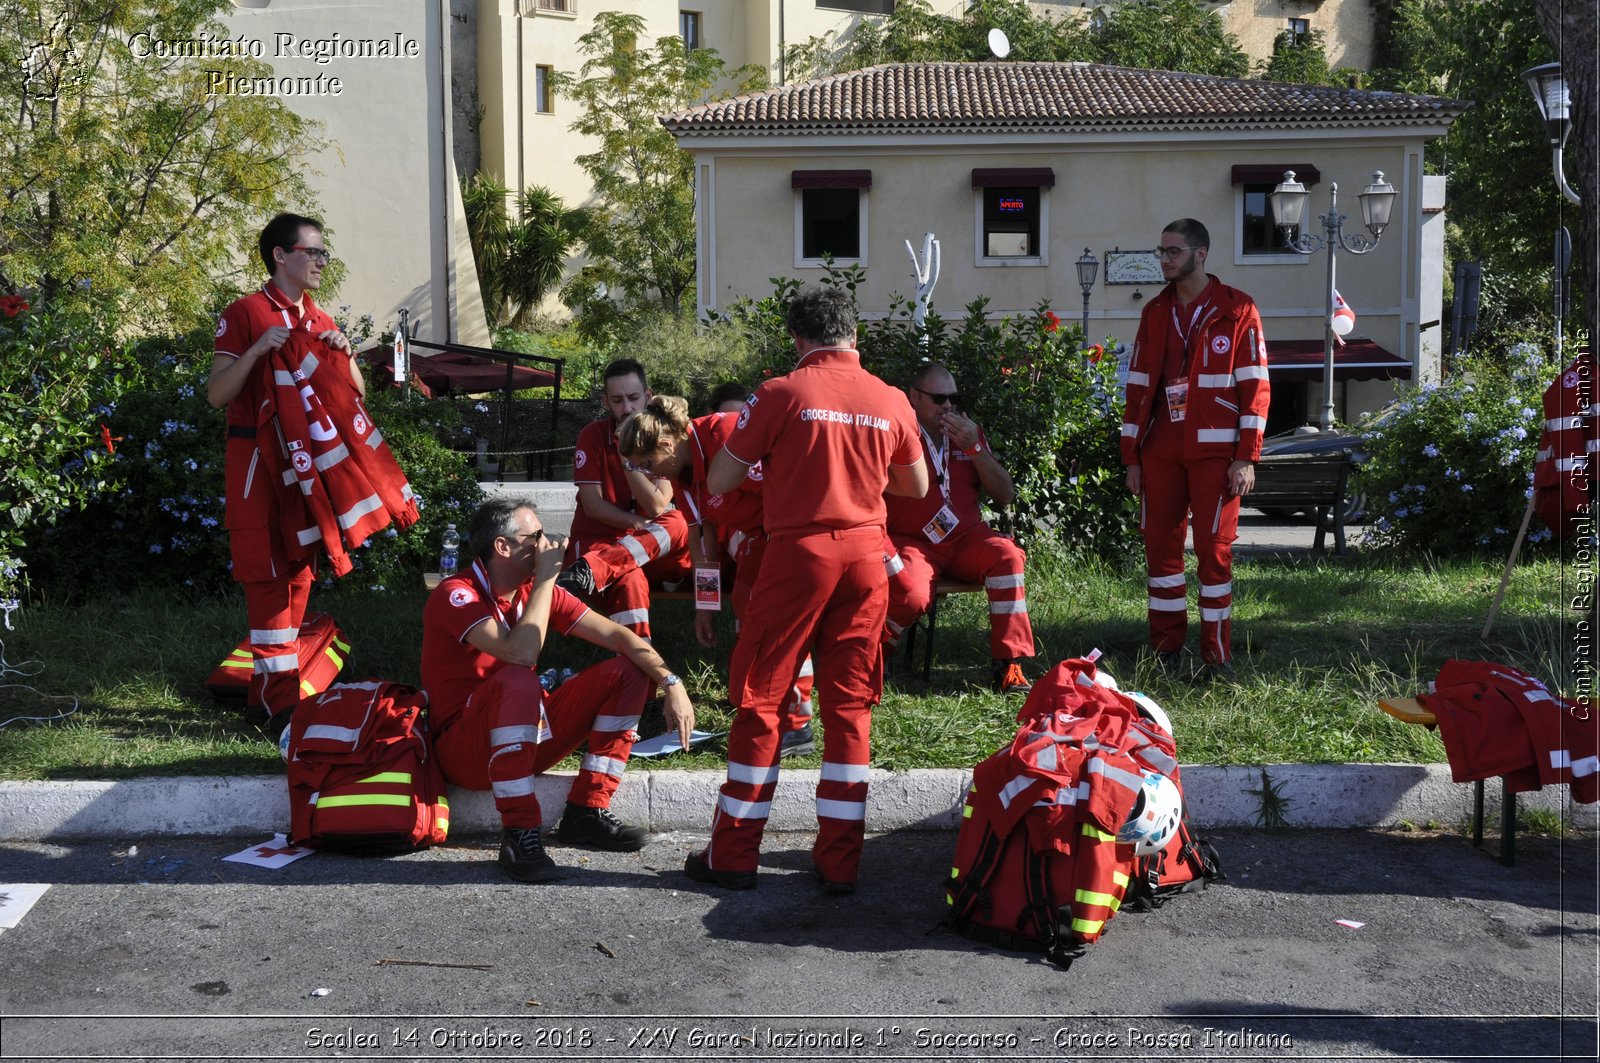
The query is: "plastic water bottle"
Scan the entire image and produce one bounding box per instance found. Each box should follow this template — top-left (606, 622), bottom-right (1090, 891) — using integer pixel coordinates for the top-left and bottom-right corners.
top-left (439, 523), bottom-right (460, 578)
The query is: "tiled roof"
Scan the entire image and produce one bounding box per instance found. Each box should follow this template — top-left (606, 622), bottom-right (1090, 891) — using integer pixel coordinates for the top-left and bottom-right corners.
top-left (661, 62), bottom-right (1467, 136)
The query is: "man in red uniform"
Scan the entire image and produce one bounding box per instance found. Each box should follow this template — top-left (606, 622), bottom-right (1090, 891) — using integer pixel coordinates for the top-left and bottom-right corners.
top-left (558, 359), bottom-right (691, 638)
top-left (207, 213), bottom-right (362, 731)
top-left (421, 497), bottom-right (695, 882)
top-left (683, 286), bottom-right (928, 893)
top-left (884, 362), bottom-right (1035, 695)
top-left (1122, 219), bottom-right (1270, 679)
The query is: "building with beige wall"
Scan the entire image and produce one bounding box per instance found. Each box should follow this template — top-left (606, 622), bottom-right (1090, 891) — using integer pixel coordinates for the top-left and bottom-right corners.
top-left (664, 62), bottom-right (1463, 426)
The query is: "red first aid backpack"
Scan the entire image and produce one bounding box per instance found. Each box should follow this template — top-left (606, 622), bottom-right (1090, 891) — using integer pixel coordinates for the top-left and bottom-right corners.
top-left (1125, 762), bottom-right (1224, 911)
top-left (285, 680), bottom-right (450, 854)
top-left (207, 612), bottom-right (349, 702)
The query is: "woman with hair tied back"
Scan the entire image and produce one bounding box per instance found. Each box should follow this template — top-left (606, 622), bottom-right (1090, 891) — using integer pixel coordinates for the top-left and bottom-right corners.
top-left (618, 396), bottom-right (817, 757)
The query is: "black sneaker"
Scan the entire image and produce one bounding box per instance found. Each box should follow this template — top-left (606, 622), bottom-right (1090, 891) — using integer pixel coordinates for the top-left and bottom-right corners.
top-left (499, 827), bottom-right (560, 882)
top-left (1204, 659), bottom-right (1237, 684)
top-left (683, 849), bottom-right (757, 890)
top-left (779, 722), bottom-right (815, 759)
top-left (815, 867), bottom-right (856, 896)
top-left (555, 558), bottom-right (596, 597)
top-left (1155, 650), bottom-right (1184, 673)
top-left (556, 803), bottom-right (648, 852)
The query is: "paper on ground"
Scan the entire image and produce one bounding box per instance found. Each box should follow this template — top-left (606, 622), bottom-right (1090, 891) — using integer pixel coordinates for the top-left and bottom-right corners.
top-left (222, 834), bottom-right (315, 869)
top-left (0, 883), bottom-right (50, 929)
top-left (629, 730), bottom-right (722, 759)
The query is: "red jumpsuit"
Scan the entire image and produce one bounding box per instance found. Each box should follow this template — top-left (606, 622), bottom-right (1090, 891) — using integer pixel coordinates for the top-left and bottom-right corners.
top-left (214, 282), bottom-right (339, 720)
top-left (884, 426), bottom-right (1033, 661)
top-left (421, 560), bottom-right (648, 828)
top-left (679, 413), bottom-right (814, 732)
top-left (1121, 278), bottom-right (1269, 665)
top-left (568, 418), bottom-right (691, 638)
top-left (702, 348), bottom-right (922, 883)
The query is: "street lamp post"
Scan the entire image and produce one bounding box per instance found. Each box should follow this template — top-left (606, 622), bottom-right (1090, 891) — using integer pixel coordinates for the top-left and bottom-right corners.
top-left (1521, 62), bottom-right (1582, 206)
top-left (1269, 169), bottom-right (1397, 431)
top-left (1075, 247), bottom-right (1098, 340)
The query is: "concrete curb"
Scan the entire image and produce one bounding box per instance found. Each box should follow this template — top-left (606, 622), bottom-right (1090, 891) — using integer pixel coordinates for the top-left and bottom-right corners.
top-left (1, 764), bottom-right (1593, 841)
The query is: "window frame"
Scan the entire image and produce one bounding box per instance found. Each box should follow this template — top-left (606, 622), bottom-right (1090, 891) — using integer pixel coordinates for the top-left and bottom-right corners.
top-left (679, 10), bottom-right (702, 52)
top-left (794, 186), bottom-right (869, 269)
top-left (970, 169), bottom-right (1053, 268)
top-left (1230, 164), bottom-right (1321, 267)
top-left (534, 64), bottom-right (555, 114)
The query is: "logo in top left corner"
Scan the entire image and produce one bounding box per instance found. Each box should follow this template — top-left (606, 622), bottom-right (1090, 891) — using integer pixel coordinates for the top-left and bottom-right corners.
top-left (20, 17), bottom-right (76, 103)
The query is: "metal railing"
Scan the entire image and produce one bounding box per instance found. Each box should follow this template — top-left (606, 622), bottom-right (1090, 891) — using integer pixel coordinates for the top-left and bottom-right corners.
top-left (407, 338), bottom-right (567, 480)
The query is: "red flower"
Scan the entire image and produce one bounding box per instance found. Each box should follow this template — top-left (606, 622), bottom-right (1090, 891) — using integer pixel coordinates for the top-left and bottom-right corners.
top-left (0, 295), bottom-right (30, 317)
top-left (100, 424), bottom-right (122, 454)
top-left (762, 368), bottom-right (773, 378)
top-left (1087, 344), bottom-right (1105, 364)
top-left (1043, 311), bottom-right (1060, 333)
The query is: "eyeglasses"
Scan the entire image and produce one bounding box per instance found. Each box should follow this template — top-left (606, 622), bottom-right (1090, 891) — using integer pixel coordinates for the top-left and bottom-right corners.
top-left (1154, 246), bottom-right (1197, 260)
top-left (287, 245), bottom-right (331, 265)
top-left (915, 388), bottom-right (959, 406)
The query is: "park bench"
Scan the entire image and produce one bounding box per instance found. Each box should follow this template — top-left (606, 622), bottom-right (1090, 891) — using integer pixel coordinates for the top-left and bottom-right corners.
top-left (1249, 454), bottom-right (1353, 554)
top-left (1379, 696), bottom-right (1519, 865)
top-left (900, 578), bottom-right (986, 681)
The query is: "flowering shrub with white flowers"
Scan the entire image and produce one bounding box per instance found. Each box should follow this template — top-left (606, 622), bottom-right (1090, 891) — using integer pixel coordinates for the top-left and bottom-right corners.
top-left (1357, 343), bottom-right (1557, 555)
top-left (25, 328), bottom-right (483, 600)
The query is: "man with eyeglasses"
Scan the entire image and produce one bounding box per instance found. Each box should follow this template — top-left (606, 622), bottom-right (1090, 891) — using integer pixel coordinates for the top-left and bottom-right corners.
top-left (1121, 219), bottom-right (1270, 681)
top-left (208, 213), bottom-right (365, 731)
top-left (884, 362), bottom-right (1035, 694)
top-left (422, 497), bottom-right (696, 882)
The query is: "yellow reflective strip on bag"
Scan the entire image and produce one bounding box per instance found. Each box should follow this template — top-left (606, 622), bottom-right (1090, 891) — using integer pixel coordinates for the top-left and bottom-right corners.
top-left (220, 660), bottom-right (252, 671)
top-left (439, 796), bottom-right (449, 809)
top-left (1109, 895), bottom-right (1123, 914)
top-left (357, 772), bottom-right (413, 785)
top-left (300, 680), bottom-right (316, 696)
top-left (315, 793), bottom-right (412, 809)
top-left (1075, 888), bottom-right (1117, 909)
top-left (1113, 870), bottom-right (1130, 887)
top-left (324, 646), bottom-right (344, 669)
top-left (963, 804), bottom-right (973, 818)
top-left (950, 866), bottom-right (959, 879)
top-left (1081, 823), bottom-right (1116, 842)
top-left (1070, 917), bottom-right (1103, 935)
top-left (334, 636), bottom-right (351, 653)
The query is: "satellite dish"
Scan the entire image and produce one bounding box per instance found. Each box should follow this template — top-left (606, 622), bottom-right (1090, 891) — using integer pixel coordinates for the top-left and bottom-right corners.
top-left (987, 28), bottom-right (1011, 59)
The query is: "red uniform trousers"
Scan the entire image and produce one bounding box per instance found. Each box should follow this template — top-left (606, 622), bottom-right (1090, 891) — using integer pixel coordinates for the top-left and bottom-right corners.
top-left (1138, 422), bottom-right (1239, 664)
top-left (241, 565), bottom-right (316, 719)
top-left (707, 527), bottom-right (886, 882)
top-left (729, 531), bottom-right (814, 731)
top-left (567, 507), bottom-right (691, 639)
top-left (435, 657), bottom-right (649, 829)
top-left (883, 527), bottom-right (1034, 660)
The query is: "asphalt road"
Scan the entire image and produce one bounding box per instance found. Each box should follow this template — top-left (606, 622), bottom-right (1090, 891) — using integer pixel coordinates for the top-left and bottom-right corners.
top-left (1, 827), bottom-right (1595, 1062)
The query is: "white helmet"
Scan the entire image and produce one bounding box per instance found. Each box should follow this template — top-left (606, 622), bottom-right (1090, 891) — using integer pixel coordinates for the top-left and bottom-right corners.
top-left (1118, 770), bottom-right (1183, 856)
top-left (1091, 668), bottom-right (1120, 692)
top-left (1127, 691), bottom-right (1173, 737)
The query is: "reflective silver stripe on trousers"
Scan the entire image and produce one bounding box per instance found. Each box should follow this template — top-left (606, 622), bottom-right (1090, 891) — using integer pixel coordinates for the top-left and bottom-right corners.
top-left (492, 775), bottom-right (538, 799)
top-left (985, 573), bottom-right (1025, 589)
top-left (592, 714), bottom-right (640, 732)
top-left (582, 753), bottom-right (626, 778)
top-left (1147, 596), bottom-right (1188, 611)
top-left (717, 793), bottom-right (771, 819)
top-left (1201, 606), bottom-right (1231, 621)
top-left (989, 598), bottom-right (1027, 614)
top-left (1148, 573), bottom-right (1186, 589)
top-left (1199, 581), bottom-right (1232, 597)
top-left (254, 654), bottom-right (299, 673)
top-left (251, 627), bottom-right (298, 643)
top-left (820, 762), bottom-right (870, 783)
top-left (728, 760), bottom-right (781, 785)
top-left (609, 608), bottom-right (649, 627)
top-left (489, 724), bottom-right (543, 747)
top-left (815, 798), bottom-right (866, 821)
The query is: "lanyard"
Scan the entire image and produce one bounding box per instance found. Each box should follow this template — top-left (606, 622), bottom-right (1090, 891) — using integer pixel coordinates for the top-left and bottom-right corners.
top-left (471, 558), bottom-right (522, 629)
top-left (920, 425), bottom-right (952, 504)
top-left (1171, 297), bottom-right (1211, 349)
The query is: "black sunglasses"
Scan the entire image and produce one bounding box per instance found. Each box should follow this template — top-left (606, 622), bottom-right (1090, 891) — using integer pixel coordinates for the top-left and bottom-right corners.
top-left (915, 387), bottom-right (959, 406)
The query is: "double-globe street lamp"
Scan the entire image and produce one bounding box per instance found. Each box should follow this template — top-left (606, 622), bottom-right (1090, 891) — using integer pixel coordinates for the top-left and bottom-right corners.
top-left (1269, 170), bottom-right (1398, 431)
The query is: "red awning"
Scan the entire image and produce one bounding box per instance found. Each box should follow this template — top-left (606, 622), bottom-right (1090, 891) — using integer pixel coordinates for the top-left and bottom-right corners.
top-left (1266, 339), bottom-right (1412, 381)
top-left (362, 348), bottom-right (557, 397)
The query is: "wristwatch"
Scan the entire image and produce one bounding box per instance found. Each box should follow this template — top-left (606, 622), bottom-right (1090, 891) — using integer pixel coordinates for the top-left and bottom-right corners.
top-left (661, 673), bottom-right (682, 688)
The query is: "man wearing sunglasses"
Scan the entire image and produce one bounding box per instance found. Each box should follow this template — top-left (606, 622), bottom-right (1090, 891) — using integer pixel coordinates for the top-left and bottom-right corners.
top-left (1121, 219), bottom-right (1270, 680)
top-left (208, 213), bottom-right (364, 731)
top-left (884, 363), bottom-right (1035, 694)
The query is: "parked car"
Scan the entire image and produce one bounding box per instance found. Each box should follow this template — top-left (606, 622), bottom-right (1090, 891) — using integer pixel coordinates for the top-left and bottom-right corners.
top-left (1251, 410), bottom-right (1388, 523)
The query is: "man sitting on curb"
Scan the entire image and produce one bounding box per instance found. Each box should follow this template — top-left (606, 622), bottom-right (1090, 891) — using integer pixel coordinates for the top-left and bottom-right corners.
top-left (421, 497), bottom-right (695, 882)
top-left (884, 362), bottom-right (1036, 695)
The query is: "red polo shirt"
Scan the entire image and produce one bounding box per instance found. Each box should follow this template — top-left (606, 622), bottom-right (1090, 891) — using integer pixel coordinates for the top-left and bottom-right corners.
top-left (682, 412), bottom-right (765, 538)
top-left (886, 426), bottom-right (991, 537)
top-left (570, 418), bottom-right (634, 543)
top-left (420, 564), bottom-right (589, 727)
top-left (214, 281), bottom-right (338, 429)
top-left (723, 347), bottom-right (920, 538)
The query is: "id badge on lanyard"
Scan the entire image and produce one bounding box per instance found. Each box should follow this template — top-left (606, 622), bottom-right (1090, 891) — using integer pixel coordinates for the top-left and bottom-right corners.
top-left (920, 426), bottom-right (961, 543)
top-left (1166, 298), bottom-right (1209, 425)
top-left (1165, 377), bottom-right (1189, 423)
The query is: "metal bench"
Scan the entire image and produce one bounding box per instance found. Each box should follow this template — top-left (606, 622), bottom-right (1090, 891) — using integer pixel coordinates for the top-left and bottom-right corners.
top-left (1249, 454), bottom-right (1352, 553)
top-left (1379, 696), bottom-right (1518, 865)
top-left (900, 577), bottom-right (986, 681)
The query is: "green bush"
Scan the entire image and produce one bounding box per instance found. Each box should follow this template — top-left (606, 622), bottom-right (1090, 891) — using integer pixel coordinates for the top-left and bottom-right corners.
top-left (1359, 342), bottom-right (1555, 554)
top-left (25, 330), bottom-right (484, 600)
top-left (0, 296), bottom-right (138, 613)
top-left (627, 311), bottom-right (765, 413)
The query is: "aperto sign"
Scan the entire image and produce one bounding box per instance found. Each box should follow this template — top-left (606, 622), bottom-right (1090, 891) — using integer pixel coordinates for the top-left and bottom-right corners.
top-left (997, 196), bottom-right (1028, 213)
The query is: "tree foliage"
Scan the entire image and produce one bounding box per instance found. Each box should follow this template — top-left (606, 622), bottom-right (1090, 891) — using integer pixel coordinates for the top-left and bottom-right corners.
top-left (462, 173), bottom-right (585, 330)
top-left (1094, 0), bottom-right (1249, 78)
top-left (0, 0), bottom-right (323, 329)
top-left (552, 12), bottom-right (762, 320)
top-left (1263, 29), bottom-right (1334, 86)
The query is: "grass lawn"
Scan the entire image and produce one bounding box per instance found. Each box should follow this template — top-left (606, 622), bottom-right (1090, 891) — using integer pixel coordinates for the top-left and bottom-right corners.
top-left (0, 549), bottom-right (1586, 780)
